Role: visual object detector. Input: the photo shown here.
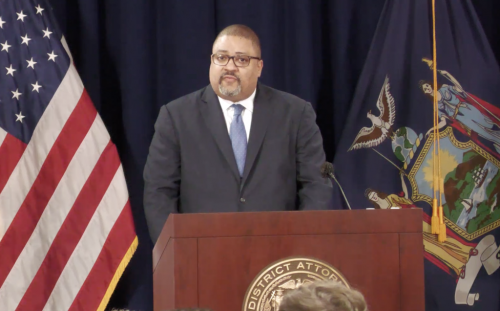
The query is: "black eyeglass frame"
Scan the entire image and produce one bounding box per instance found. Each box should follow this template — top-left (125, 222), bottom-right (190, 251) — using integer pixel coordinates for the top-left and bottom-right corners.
top-left (211, 54), bottom-right (261, 67)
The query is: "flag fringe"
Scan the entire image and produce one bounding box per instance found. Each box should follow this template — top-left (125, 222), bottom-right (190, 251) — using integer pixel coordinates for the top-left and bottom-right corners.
top-left (97, 236), bottom-right (139, 311)
top-left (431, 199), bottom-right (440, 234)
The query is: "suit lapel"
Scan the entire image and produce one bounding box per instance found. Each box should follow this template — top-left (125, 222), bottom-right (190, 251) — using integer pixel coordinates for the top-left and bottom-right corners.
top-left (242, 84), bottom-right (275, 186)
top-left (199, 86), bottom-right (240, 182)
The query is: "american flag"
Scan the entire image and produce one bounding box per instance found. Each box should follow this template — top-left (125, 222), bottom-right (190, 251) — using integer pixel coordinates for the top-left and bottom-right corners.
top-left (0, 1), bottom-right (137, 310)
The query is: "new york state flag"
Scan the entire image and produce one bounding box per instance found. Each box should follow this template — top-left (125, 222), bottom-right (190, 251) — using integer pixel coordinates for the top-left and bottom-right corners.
top-left (333, 0), bottom-right (500, 310)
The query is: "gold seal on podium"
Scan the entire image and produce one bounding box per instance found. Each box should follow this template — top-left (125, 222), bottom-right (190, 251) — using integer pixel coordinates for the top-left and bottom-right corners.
top-left (242, 257), bottom-right (349, 311)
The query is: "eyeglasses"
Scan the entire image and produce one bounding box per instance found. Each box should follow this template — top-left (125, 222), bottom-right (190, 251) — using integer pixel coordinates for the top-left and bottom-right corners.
top-left (211, 54), bottom-right (261, 67)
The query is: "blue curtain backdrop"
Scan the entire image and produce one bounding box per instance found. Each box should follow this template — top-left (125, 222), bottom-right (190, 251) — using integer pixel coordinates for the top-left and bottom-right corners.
top-left (47, 1), bottom-right (500, 310)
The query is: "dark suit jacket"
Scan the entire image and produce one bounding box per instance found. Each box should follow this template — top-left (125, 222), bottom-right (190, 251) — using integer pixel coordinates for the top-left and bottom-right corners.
top-left (144, 83), bottom-right (332, 243)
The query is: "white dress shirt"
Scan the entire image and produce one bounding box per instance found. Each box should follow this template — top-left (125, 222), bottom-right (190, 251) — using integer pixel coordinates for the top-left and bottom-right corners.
top-left (218, 89), bottom-right (256, 141)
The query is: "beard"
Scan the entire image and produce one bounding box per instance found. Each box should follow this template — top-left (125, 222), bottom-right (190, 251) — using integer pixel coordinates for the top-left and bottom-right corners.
top-left (219, 84), bottom-right (241, 97)
top-left (219, 73), bottom-right (241, 97)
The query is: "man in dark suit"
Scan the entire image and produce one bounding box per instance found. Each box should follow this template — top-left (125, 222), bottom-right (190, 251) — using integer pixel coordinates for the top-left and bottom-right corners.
top-left (144, 24), bottom-right (332, 243)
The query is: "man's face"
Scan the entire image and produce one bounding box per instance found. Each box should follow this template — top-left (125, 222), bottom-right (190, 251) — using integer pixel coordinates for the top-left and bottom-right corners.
top-left (209, 35), bottom-right (263, 102)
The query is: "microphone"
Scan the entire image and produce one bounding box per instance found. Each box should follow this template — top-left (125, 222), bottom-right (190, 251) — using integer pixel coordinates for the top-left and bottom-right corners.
top-left (321, 162), bottom-right (352, 210)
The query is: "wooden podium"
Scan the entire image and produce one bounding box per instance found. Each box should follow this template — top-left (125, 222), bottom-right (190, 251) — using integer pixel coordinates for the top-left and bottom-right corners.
top-left (152, 209), bottom-right (424, 311)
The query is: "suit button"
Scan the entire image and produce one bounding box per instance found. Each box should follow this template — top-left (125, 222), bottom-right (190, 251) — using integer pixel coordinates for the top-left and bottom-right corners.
top-left (240, 198), bottom-right (246, 203)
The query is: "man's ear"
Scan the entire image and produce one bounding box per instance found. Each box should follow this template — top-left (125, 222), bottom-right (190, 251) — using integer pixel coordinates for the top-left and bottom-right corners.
top-left (258, 60), bottom-right (264, 77)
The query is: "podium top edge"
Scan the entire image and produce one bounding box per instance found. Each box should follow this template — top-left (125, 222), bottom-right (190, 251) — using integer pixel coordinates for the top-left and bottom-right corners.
top-left (167, 209), bottom-right (423, 237)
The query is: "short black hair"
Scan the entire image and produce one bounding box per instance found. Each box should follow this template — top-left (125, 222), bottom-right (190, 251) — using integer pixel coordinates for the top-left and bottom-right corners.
top-left (214, 24), bottom-right (261, 57)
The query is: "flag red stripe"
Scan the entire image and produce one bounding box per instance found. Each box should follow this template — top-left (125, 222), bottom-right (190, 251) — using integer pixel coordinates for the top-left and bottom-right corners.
top-left (445, 228), bottom-right (477, 247)
top-left (15, 140), bottom-right (119, 311)
top-left (424, 252), bottom-right (453, 276)
top-left (0, 90), bottom-right (96, 288)
top-left (68, 202), bottom-right (136, 311)
top-left (0, 134), bottom-right (27, 193)
top-left (423, 213), bottom-right (431, 223)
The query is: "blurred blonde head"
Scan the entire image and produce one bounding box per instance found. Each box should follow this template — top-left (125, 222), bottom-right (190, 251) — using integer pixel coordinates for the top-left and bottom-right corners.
top-left (278, 280), bottom-right (367, 311)
top-left (111, 309), bottom-right (212, 311)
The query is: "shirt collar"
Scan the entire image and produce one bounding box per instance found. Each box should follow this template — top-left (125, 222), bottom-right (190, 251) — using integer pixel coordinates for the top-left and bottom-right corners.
top-left (218, 88), bottom-right (256, 113)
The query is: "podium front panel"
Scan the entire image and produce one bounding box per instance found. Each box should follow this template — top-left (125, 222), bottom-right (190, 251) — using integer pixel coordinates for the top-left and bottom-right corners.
top-left (197, 234), bottom-right (401, 311)
top-left (153, 210), bottom-right (424, 311)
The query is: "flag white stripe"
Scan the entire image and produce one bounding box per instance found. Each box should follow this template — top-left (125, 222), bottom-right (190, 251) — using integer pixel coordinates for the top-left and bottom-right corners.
top-left (61, 36), bottom-right (73, 63)
top-left (0, 127), bottom-right (6, 240)
top-left (0, 127), bottom-right (7, 148)
top-left (0, 115), bottom-right (110, 311)
top-left (43, 165), bottom-right (128, 311)
top-left (0, 64), bottom-right (83, 241)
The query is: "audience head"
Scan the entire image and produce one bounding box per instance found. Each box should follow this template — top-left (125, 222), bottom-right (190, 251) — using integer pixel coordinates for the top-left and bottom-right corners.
top-left (278, 280), bottom-right (368, 311)
top-left (111, 308), bottom-right (213, 311)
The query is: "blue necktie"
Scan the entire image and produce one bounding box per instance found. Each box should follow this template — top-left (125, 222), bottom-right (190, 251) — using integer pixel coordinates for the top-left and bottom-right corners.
top-left (230, 104), bottom-right (247, 177)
